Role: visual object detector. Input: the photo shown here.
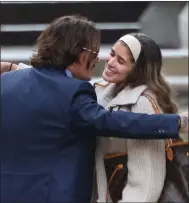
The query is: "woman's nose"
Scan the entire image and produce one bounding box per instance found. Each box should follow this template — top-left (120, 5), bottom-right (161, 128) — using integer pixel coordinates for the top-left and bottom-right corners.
top-left (107, 56), bottom-right (115, 66)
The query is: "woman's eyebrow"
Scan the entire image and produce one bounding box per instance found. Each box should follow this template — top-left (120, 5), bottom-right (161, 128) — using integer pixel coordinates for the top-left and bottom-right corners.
top-left (111, 48), bottom-right (127, 63)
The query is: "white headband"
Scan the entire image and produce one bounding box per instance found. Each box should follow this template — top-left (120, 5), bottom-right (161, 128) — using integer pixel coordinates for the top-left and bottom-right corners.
top-left (119, 34), bottom-right (141, 61)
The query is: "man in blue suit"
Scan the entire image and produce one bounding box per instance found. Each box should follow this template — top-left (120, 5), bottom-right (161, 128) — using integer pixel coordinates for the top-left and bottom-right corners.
top-left (1, 15), bottom-right (188, 203)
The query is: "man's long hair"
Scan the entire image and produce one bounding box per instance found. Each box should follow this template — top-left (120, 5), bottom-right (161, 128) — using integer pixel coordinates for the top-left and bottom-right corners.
top-left (31, 15), bottom-right (101, 69)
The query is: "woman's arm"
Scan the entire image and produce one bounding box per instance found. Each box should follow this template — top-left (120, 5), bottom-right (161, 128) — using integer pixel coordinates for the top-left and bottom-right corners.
top-left (119, 95), bottom-right (166, 202)
top-left (0, 62), bottom-right (19, 74)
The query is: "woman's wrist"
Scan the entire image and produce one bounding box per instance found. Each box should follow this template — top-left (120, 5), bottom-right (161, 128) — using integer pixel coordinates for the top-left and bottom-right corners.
top-left (180, 116), bottom-right (188, 129)
top-left (178, 113), bottom-right (188, 134)
top-left (8, 63), bottom-right (13, 71)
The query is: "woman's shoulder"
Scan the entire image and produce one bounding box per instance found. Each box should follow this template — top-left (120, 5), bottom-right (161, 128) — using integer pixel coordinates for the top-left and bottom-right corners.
top-left (140, 89), bottom-right (159, 106)
top-left (117, 85), bottom-right (148, 106)
top-left (140, 89), bottom-right (156, 98)
top-left (133, 89), bottom-right (163, 114)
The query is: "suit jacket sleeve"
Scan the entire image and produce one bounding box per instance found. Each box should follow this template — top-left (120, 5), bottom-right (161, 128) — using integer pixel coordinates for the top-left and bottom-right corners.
top-left (70, 82), bottom-right (179, 139)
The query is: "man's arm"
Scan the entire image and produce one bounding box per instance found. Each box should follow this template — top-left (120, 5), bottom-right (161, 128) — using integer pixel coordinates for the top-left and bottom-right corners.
top-left (70, 82), bottom-right (183, 139)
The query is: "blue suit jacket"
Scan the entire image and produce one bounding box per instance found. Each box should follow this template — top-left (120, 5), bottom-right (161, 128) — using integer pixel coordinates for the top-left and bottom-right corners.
top-left (1, 66), bottom-right (179, 203)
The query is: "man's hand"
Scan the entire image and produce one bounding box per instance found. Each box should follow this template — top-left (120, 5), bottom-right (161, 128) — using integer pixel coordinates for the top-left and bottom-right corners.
top-left (0, 62), bottom-right (19, 74)
top-left (179, 112), bottom-right (188, 134)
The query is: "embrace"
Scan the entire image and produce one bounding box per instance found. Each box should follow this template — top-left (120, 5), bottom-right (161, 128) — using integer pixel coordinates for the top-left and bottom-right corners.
top-left (1, 15), bottom-right (188, 203)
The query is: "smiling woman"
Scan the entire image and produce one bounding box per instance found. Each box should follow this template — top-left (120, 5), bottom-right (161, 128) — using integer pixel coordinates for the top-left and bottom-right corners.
top-left (101, 33), bottom-right (178, 113)
top-left (94, 33), bottom-right (179, 202)
top-left (102, 40), bottom-right (134, 84)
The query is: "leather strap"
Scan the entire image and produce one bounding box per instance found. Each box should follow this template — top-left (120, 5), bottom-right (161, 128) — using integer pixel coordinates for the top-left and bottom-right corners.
top-left (142, 93), bottom-right (160, 114)
top-left (142, 93), bottom-right (189, 161)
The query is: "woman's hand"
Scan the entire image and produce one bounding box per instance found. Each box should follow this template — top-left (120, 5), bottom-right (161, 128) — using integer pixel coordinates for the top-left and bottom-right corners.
top-left (179, 112), bottom-right (188, 134)
top-left (0, 62), bottom-right (19, 74)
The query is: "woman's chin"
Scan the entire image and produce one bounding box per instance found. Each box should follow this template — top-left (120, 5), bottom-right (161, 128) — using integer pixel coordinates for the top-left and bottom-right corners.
top-left (102, 73), bottom-right (109, 81)
top-left (102, 73), bottom-right (114, 83)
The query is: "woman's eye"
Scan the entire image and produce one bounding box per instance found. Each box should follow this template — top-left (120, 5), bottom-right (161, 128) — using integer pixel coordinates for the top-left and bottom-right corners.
top-left (118, 60), bottom-right (124, 64)
top-left (110, 52), bottom-right (114, 56)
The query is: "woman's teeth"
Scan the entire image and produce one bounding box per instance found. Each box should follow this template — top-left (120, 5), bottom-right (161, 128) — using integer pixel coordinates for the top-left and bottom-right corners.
top-left (107, 68), bottom-right (115, 74)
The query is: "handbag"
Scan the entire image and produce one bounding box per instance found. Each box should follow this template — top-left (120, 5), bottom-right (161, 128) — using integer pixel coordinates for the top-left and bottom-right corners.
top-left (104, 93), bottom-right (189, 203)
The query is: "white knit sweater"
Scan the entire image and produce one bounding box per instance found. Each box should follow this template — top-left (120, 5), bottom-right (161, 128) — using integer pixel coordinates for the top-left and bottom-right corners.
top-left (95, 82), bottom-right (166, 202)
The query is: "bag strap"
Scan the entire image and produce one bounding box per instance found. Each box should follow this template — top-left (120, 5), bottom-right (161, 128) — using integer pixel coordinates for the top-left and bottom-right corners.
top-left (142, 93), bottom-right (189, 160)
top-left (142, 93), bottom-right (173, 159)
top-left (142, 93), bottom-right (161, 114)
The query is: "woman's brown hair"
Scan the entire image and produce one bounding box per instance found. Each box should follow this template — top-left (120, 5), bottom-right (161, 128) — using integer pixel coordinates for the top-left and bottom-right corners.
top-left (118, 33), bottom-right (178, 114)
top-left (31, 15), bottom-right (101, 68)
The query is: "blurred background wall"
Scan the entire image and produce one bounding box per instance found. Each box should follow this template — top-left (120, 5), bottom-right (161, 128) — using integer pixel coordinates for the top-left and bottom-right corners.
top-left (1, 1), bottom-right (188, 112)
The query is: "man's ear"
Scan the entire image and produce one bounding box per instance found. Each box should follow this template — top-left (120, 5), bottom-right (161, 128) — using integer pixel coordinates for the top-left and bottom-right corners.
top-left (77, 52), bottom-right (86, 65)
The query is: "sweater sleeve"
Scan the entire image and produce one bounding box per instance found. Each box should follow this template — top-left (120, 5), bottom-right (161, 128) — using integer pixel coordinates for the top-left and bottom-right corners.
top-left (119, 96), bottom-right (166, 202)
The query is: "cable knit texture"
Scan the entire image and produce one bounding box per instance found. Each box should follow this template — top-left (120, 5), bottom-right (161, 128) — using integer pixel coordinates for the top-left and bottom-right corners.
top-left (95, 82), bottom-right (166, 203)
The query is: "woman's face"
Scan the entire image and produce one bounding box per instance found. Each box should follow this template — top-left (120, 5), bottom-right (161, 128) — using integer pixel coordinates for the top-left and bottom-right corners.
top-left (102, 41), bottom-right (133, 84)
